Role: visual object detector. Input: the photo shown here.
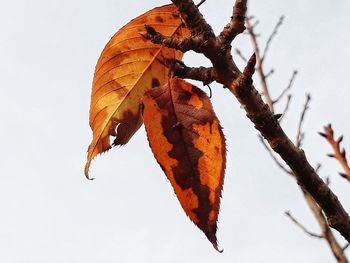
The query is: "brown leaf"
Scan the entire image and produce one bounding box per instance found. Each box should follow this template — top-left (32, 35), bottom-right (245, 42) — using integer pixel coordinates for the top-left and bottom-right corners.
top-left (85, 4), bottom-right (189, 178)
top-left (142, 77), bottom-right (226, 251)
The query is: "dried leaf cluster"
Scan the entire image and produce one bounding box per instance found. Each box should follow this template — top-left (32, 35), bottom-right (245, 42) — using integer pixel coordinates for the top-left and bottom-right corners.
top-left (85, 4), bottom-right (226, 250)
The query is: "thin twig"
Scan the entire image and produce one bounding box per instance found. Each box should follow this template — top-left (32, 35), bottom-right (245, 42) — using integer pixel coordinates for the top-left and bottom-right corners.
top-left (296, 94), bottom-right (311, 148)
top-left (246, 17), bottom-right (274, 111)
top-left (273, 70), bottom-right (298, 104)
top-left (234, 48), bottom-right (248, 62)
top-left (315, 163), bottom-right (322, 173)
top-left (251, 20), bottom-right (260, 28)
top-left (261, 16), bottom-right (285, 62)
top-left (265, 69), bottom-right (275, 79)
top-left (285, 211), bottom-right (323, 239)
top-left (259, 135), bottom-right (292, 175)
top-left (278, 94), bottom-right (292, 123)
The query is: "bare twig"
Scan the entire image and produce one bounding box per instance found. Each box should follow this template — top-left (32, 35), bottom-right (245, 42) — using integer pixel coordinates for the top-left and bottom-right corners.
top-left (273, 70), bottom-right (298, 104)
top-left (234, 48), bottom-right (248, 62)
top-left (251, 19), bottom-right (259, 29)
top-left (261, 16), bottom-right (285, 62)
top-left (245, 17), bottom-right (274, 111)
top-left (285, 211), bottom-right (323, 239)
top-left (259, 135), bottom-right (292, 175)
top-left (296, 94), bottom-right (311, 148)
top-left (265, 69), bottom-right (275, 79)
top-left (278, 94), bottom-right (292, 123)
top-left (315, 163), bottom-right (322, 173)
top-left (319, 124), bottom-right (350, 182)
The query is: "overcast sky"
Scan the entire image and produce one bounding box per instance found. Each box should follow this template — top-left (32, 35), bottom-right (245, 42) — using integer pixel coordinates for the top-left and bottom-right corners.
top-left (1, 0), bottom-right (350, 262)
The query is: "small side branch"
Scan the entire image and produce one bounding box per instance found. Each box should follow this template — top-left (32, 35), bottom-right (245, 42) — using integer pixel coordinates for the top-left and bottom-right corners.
top-left (261, 16), bottom-right (285, 62)
top-left (141, 25), bottom-right (203, 53)
top-left (234, 48), bottom-right (248, 62)
top-left (265, 69), bottom-right (275, 79)
top-left (259, 135), bottom-right (292, 175)
top-left (273, 70), bottom-right (298, 104)
top-left (246, 18), bottom-right (274, 111)
top-left (172, 61), bottom-right (217, 85)
top-left (285, 211), bottom-right (323, 239)
top-left (219, 0), bottom-right (248, 44)
top-left (278, 94), bottom-right (292, 123)
top-left (296, 94), bottom-right (311, 148)
top-left (319, 124), bottom-right (350, 182)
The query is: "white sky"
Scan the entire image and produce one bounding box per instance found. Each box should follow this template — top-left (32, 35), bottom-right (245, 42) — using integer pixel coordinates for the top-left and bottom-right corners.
top-left (1, 0), bottom-right (350, 262)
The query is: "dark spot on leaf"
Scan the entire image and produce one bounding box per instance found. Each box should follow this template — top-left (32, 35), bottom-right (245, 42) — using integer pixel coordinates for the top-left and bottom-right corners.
top-left (155, 16), bottom-right (164, 23)
top-left (152, 78), bottom-right (161, 88)
top-left (214, 146), bottom-right (219, 153)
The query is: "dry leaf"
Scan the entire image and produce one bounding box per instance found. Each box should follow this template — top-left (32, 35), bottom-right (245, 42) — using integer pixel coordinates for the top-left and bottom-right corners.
top-left (142, 77), bottom-right (226, 251)
top-left (85, 4), bottom-right (189, 178)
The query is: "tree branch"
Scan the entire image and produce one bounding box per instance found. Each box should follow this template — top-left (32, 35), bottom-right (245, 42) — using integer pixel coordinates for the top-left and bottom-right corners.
top-left (243, 11), bottom-right (349, 263)
top-left (147, 0), bottom-right (350, 244)
top-left (229, 54), bottom-right (350, 243)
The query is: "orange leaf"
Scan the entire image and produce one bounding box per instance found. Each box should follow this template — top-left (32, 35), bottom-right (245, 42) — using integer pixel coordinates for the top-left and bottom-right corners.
top-left (85, 4), bottom-right (189, 178)
top-left (142, 77), bottom-right (226, 251)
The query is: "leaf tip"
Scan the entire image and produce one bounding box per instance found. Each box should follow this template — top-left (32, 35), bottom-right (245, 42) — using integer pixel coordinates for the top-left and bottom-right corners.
top-left (204, 225), bottom-right (222, 253)
top-left (212, 241), bottom-right (224, 253)
top-left (84, 161), bottom-right (95, 181)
